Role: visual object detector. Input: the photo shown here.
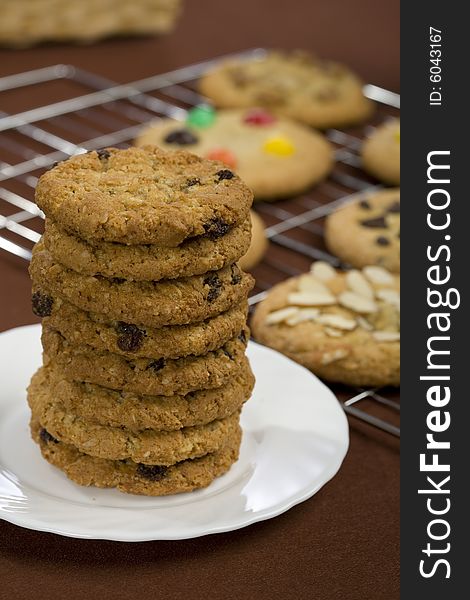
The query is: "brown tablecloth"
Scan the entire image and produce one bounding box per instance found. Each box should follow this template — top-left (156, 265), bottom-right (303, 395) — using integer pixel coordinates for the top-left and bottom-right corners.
top-left (0, 2), bottom-right (400, 598)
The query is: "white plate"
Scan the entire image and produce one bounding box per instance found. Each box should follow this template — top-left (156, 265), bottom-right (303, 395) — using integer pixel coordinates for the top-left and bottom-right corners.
top-left (0, 324), bottom-right (349, 541)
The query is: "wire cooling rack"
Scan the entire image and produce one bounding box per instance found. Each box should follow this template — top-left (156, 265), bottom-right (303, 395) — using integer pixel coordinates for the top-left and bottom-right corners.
top-left (0, 48), bottom-right (400, 437)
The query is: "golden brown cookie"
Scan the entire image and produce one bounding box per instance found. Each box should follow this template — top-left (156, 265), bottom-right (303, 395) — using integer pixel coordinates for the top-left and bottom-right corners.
top-left (30, 241), bottom-right (254, 328)
top-left (251, 261), bottom-right (400, 387)
top-left (324, 189), bottom-right (400, 273)
top-left (43, 217), bottom-right (251, 281)
top-left (28, 379), bottom-right (242, 465)
top-left (362, 119), bottom-right (400, 185)
top-left (40, 295), bottom-right (248, 360)
top-left (42, 327), bottom-right (250, 396)
top-left (239, 211), bottom-right (268, 271)
top-left (199, 50), bottom-right (373, 129)
top-left (135, 109), bottom-right (334, 199)
top-left (31, 420), bottom-right (241, 496)
top-left (29, 363), bottom-right (254, 432)
top-left (35, 146), bottom-right (253, 246)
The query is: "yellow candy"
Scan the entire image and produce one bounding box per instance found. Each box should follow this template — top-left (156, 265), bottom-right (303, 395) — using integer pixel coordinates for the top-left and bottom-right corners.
top-left (262, 136), bottom-right (295, 156)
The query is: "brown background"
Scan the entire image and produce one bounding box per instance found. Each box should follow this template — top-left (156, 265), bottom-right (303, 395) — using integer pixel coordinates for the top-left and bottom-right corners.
top-left (0, 1), bottom-right (400, 599)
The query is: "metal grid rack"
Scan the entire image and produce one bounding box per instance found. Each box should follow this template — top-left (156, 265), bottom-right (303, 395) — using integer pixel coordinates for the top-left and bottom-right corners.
top-left (0, 48), bottom-right (400, 437)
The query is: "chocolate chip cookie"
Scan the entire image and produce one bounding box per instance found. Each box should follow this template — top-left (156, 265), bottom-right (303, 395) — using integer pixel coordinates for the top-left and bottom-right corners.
top-left (35, 146), bottom-right (253, 246)
top-left (30, 241), bottom-right (254, 328)
top-left (199, 50), bottom-right (373, 129)
top-left (135, 108), bottom-right (334, 199)
top-left (324, 189), bottom-right (400, 272)
top-left (31, 419), bottom-right (241, 496)
top-left (42, 327), bottom-right (250, 396)
top-left (251, 261), bottom-right (400, 387)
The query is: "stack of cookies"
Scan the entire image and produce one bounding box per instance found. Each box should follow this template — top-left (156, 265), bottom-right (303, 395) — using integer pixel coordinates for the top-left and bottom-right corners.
top-left (27, 146), bottom-right (255, 496)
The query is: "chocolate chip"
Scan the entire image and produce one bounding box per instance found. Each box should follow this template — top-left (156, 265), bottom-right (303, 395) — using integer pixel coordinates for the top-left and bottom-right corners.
top-left (164, 129), bottom-right (198, 146)
top-left (230, 265), bottom-right (242, 285)
top-left (39, 428), bottom-right (58, 444)
top-left (376, 236), bottom-right (391, 246)
top-left (203, 218), bottom-right (230, 240)
top-left (136, 463), bottom-right (168, 481)
top-left (216, 169), bottom-right (234, 182)
top-left (186, 177), bottom-right (200, 187)
top-left (204, 273), bottom-right (222, 302)
top-left (116, 323), bottom-right (146, 352)
top-left (96, 149), bottom-right (110, 160)
top-left (238, 330), bottom-right (247, 345)
top-left (360, 216), bottom-right (387, 228)
top-left (387, 201), bottom-right (400, 213)
top-left (32, 291), bottom-right (53, 317)
top-left (147, 358), bottom-right (165, 373)
top-left (111, 277), bottom-right (126, 284)
top-left (359, 200), bottom-right (371, 210)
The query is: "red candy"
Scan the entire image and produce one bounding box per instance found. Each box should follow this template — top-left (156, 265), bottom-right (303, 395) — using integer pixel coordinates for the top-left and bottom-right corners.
top-left (243, 108), bottom-right (277, 126)
top-left (206, 148), bottom-right (238, 169)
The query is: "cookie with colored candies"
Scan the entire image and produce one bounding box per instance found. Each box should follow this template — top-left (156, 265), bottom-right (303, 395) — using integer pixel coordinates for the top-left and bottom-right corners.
top-left (135, 107), bottom-right (334, 200)
top-left (324, 189), bottom-right (400, 273)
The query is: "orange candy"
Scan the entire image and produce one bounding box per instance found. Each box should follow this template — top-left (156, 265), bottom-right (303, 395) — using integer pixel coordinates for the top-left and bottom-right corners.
top-left (206, 148), bottom-right (238, 169)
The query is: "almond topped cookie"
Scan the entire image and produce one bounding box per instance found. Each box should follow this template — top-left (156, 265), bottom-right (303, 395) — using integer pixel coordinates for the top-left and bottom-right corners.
top-left (199, 50), bottom-right (373, 129)
top-left (251, 261), bottom-right (400, 387)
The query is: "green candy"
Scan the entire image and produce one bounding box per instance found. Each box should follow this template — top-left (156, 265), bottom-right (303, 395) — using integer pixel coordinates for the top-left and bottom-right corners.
top-left (186, 105), bottom-right (216, 128)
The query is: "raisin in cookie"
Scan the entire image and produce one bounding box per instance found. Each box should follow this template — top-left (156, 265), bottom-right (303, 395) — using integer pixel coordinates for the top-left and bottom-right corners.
top-left (251, 261), bottom-right (400, 387)
top-left (324, 189), bottom-right (400, 273)
top-left (135, 108), bottom-right (333, 199)
top-left (31, 420), bottom-right (241, 496)
top-left (362, 119), bottom-right (400, 185)
top-left (199, 50), bottom-right (373, 129)
top-left (30, 241), bottom-right (254, 328)
top-left (43, 216), bottom-right (251, 281)
top-left (35, 146), bottom-right (253, 246)
top-left (30, 363), bottom-right (254, 432)
top-left (42, 327), bottom-right (250, 396)
top-left (39, 294), bottom-right (248, 360)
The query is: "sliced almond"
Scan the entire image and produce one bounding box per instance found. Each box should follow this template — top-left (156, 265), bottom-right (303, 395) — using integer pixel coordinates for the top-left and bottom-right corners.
top-left (324, 327), bottom-right (343, 338)
top-left (357, 316), bottom-right (373, 331)
top-left (297, 274), bottom-right (330, 294)
top-left (317, 314), bottom-right (357, 330)
top-left (346, 270), bottom-right (374, 299)
top-left (285, 308), bottom-right (320, 325)
top-left (372, 331), bottom-right (400, 342)
top-left (376, 288), bottom-right (400, 308)
top-left (310, 261), bottom-right (336, 281)
top-left (321, 349), bottom-right (349, 365)
top-left (287, 291), bottom-right (336, 306)
top-left (265, 307), bottom-right (298, 325)
top-left (363, 265), bottom-right (394, 285)
top-left (338, 291), bottom-right (378, 314)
